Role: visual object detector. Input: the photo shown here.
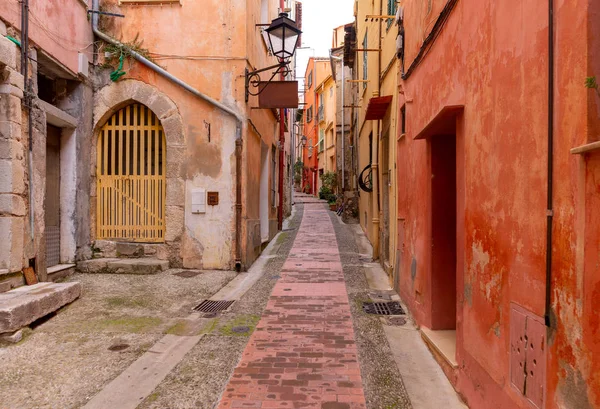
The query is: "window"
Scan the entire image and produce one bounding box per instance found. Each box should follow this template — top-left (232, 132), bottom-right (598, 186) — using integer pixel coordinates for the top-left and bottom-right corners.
top-left (307, 70), bottom-right (313, 89)
top-left (319, 129), bottom-right (325, 152)
top-left (387, 0), bottom-right (397, 29)
top-left (363, 30), bottom-right (368, 90)
top-left (307, 106), bottom-right (313, 123)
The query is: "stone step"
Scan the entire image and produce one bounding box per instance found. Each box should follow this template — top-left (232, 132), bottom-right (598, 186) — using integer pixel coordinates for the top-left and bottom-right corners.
top-left (77, 258), bottom-right (169, 275)
top-left (0, 282), bottom-right (81, 334)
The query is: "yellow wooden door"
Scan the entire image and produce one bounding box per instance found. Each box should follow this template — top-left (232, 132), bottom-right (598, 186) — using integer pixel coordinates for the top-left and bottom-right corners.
top-left (97, 104), bottom-right (166, 242)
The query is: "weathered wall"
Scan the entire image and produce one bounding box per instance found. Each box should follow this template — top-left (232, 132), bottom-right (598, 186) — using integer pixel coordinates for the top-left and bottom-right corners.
top-left (94, 0), bottom-right (281, 270)
top-left (396, 0), bottom-right (599, 408)
top-left (0, 0), bottom-right (93, 76)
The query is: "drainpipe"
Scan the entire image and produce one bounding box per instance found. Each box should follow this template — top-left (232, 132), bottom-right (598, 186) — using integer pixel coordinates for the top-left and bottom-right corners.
top-left (545, 0), bottom-right (554, 327)
top-left (91, 0), bottom-right (246, 271)
top-left (21, 0), bottom-right (34, 241)
top-left (371, 0), bottom-right (384, 259)
top-left (277, 0), bottom-right (286, 231)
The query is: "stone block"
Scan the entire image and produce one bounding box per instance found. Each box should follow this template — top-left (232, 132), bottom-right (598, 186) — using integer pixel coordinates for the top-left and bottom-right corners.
top-left (0, 217), bottom-right (24, 272)
top-left (0, 158), bottom-right (25, 194)
top-left (2, 69), bottom-right (25, 90)
top-left (116, 242), bottom-right (144, 258)
top-left (0, 84), bottom-right (23, 99)
top-left (142, 244), bottom-right (158, 256)
top-left (76, 258), bottom-right (118, 274)
top-left (93, 240), bottom-right (116, 258)
top-left (161, 115), bottom-right (184, 145)
top-left (0, 282), bottom-right (81, 333)
top-left (0, 120), bottom-right (21, 141)
top-left (0, 19), bottom-right (7, 36)
top-left (166, 178), bottom-right (185, 206)
top-left (107, 259), bottom-right (169, 275)
top-left (165, 205), bottom-right (184, 242)
top-left (0, 194), bottom-right (26, 216)
top-left (0, 94), bottom-right (21, 125)
top-left (0, 36), bottom-right (16, 70)
top-left (0, 139), bottom-right (23, 160)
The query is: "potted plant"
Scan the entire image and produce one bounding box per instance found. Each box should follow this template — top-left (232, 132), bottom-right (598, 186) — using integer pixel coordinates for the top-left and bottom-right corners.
top-left (328, 195), bottom-right (337, 211)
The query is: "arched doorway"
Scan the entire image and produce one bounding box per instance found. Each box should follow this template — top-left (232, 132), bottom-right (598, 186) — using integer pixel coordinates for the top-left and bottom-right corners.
top-left (96, 103), bottom-right (166, 242)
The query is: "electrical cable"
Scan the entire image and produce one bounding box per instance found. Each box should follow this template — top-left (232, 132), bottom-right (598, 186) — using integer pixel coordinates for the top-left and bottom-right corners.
top-left (402, 0), bottom-right (458, 80)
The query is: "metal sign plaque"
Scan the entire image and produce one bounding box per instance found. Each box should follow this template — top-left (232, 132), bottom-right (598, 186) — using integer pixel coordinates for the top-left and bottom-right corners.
top-left (258, 81), bottom-right (299, 109)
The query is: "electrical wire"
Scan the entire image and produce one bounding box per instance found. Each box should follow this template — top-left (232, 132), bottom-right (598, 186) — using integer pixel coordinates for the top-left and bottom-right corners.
top-left (402, 0), bottom-right (458, 80)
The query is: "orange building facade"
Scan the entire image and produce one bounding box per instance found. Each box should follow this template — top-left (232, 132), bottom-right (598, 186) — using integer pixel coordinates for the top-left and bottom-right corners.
top-left (302, 57), bottom-right (330, 195)
top-left (395, 1), bottom-right (600, 408)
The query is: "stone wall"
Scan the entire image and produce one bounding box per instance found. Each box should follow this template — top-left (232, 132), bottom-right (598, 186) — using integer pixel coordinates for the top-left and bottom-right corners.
top-left (0, 27), bottom-right (26, 290)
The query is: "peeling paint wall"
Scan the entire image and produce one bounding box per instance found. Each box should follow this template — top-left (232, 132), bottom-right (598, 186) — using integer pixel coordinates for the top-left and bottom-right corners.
top-left (93, 0), bottom-right (282, 270)
top-left (396, 0), bottom-right (600, 408)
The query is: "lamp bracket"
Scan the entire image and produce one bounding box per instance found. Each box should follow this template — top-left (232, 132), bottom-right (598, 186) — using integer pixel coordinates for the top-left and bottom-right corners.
top-left (245, 60), bottom-right (292, 103)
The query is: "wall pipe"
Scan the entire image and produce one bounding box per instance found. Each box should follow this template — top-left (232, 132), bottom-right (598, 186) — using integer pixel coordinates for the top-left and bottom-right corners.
top-left (545, 0), bottom-right (554, 327)
top-left (91, 0), bottom-right (245, 270)
top-left (21, 0), bottom-right (34, 241)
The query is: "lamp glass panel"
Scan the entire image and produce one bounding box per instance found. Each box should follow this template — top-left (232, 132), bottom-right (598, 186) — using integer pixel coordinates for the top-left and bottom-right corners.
top-left (268, 26), bottom-right (285, 56)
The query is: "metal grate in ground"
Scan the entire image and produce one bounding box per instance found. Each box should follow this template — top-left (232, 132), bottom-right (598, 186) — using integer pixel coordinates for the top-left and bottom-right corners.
top-left (362, 301), bottom-right (405, 316)
top-left (193, 300), bottom-right (235, 313)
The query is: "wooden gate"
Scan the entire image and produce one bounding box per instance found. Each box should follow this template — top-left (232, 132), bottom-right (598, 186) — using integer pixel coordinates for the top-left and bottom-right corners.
top-left (97, 103), bottom-right (166, 242)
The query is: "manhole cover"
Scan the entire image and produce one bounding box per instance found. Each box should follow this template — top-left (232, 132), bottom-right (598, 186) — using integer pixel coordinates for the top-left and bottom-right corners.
top-left (362, 301), bottom-right (405, 316)
top-left (193, 300), bottom-right (234, 313)
top-left (108, 343), bottom-right (130, 351)
top-left (387, 316), bottom-right (407, 326)
top-left (174, 271), bottom-right (201, 278)
top-left (231, 326), bottom-right (250, 333)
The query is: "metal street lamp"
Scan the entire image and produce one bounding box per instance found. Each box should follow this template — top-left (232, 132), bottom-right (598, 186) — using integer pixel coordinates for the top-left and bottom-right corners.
top-left (266, 13), bottom-right (302, 60)
top-left (245, 13), bottom-right (302, 102)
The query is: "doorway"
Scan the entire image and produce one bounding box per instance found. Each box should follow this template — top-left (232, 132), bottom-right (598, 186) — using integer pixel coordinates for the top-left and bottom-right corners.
top-left (46, 125), bottom-right (61, 268)
top-left (260, 142), bottom-right (269, 242)
top-left (430, 135), bottom-right (457, 330)
top-left (96, 103), bottom-right (166, 242)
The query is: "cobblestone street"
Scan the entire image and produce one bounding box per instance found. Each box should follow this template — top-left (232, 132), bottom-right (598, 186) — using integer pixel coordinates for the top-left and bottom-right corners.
top-left (218, 204), bottom-right (367, 408)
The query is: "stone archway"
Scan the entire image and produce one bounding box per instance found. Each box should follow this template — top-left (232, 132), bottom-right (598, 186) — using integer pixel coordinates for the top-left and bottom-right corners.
top-left (91, 80), bottom-right (185, 264)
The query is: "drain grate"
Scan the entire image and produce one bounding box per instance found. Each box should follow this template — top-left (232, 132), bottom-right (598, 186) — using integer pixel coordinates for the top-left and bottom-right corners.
top-left (193, 300), bottom-right (234, 313)
top-left (362, 301), bottom-right (405, 316)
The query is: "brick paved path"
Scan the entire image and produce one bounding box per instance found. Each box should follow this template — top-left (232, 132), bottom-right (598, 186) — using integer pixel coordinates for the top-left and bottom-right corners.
top-left (217, 205), bottom-right (367, 409)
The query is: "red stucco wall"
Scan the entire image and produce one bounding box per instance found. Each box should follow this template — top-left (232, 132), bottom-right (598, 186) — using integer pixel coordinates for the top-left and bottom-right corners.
top-left (397, 0), bottom-right (599, 408)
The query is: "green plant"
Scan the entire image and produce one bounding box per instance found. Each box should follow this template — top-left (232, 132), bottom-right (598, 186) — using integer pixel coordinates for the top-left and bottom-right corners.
top-left (294, 160), bottom-right (303, 185)
top-left (320, 171), bottom-right (337, 192)
top-left (104, 33), bottom-right (154, 82)
top-left (585, 76), bottom-right (600, 98)
top-left (328, 195), bottom-right (337, 205)
top-left (319, 186), bottom-right (332, 200)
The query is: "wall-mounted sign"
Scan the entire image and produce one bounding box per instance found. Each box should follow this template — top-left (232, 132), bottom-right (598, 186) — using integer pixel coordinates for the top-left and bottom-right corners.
top-left (258, 81), bottom-right (299, 108)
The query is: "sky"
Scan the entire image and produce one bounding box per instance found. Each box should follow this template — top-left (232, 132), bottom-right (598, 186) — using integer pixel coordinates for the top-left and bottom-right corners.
top-left (294, 0), bottom-right (355, 82)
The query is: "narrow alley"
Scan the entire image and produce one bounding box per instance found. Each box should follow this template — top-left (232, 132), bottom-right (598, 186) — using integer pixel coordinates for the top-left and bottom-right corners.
top-left (0, 199), bottom-right (463, 409)
top-left (0, 0), bottom-right (598, 408)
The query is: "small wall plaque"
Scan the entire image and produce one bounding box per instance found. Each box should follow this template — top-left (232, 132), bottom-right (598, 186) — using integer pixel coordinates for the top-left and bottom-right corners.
top-left (207, 192), bottom-right (219, 206)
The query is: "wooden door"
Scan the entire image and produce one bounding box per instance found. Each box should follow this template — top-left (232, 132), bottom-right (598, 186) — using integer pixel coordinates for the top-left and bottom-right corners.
top-left (96, 104), bottom-right (166, 242)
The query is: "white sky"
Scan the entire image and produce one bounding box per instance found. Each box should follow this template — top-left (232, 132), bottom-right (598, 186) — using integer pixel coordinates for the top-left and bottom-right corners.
top-left (294, 0), bottom-right (355, 82)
